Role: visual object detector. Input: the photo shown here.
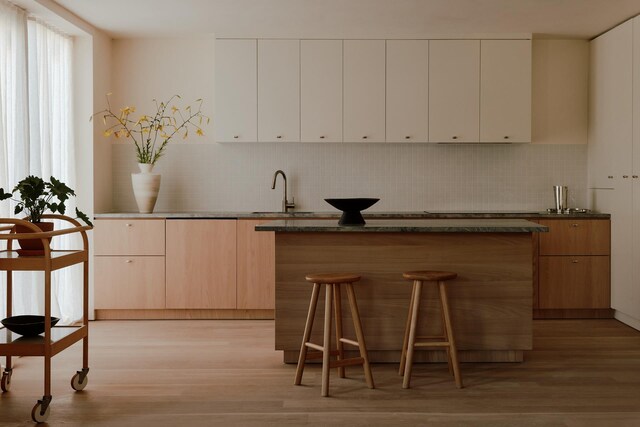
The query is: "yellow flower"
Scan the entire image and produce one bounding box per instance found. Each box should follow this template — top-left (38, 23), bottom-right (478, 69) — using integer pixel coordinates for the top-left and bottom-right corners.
top-left (171, 106), bottom-right (178, 114)
top-left (120, 106), bottom-right (136, 115)
top-left (196, 128), bottom-right (204, 136)
top-left (103, 130), bottom-right (113, 137)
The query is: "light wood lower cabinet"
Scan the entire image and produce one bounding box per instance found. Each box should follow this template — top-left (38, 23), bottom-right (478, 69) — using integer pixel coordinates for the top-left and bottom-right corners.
top-left (536, 219), bottom-right (611, 315)
top-left (236, 219), bottom-right (277, 310)
top-left (95, 256), bottom-right (166, 309)
top-left (165, 219), bottom-right (237, 309)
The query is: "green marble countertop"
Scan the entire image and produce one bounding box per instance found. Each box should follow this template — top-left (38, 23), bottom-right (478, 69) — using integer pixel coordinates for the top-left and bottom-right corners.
top-left (255, 219), bottom-right (548, 233)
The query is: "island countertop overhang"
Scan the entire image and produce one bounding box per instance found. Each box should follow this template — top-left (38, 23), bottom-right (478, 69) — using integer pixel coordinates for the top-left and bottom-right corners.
top-left (256, 218), bottom-right (548, 233)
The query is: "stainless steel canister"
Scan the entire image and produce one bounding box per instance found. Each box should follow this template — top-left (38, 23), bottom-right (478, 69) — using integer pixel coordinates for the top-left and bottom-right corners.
top-left (553, 185), bottom-right (568, 212)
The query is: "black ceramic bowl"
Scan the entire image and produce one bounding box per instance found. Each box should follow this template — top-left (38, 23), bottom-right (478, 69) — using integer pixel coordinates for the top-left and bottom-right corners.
top-left (1, 315), bottom-right (60, 336)
top-left (324, 198), bottom-right (380, 226)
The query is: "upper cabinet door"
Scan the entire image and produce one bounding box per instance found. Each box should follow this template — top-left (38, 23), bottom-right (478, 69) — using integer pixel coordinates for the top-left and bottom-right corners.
top-left (258, 39), bottom-right (300, 142)
top-left (386, 40), bottom-right (429, 143)
top-left (343, 40), bottom-right (386, 142)
top-left (480, 40), bottom-right (531, 143)
top-left (215, 39), bottom-right (257, 142)
top-left (300, 40), bottom-right (343, 142)
top-left (429, 40), bottom-right (480, 143)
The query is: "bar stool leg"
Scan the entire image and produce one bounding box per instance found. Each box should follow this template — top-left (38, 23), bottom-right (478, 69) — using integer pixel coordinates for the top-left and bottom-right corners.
top-left (333, 284), bottom-right (346, 378)
top-left (440, 298), bottom-right (454, 376)
top-left (399, 280), bottom-right (416, 376)
top-left (295, 283), bottom-right (321, 385)
top-left (321, 283), bottom-right (334, 397)
top-left (403, 280), bottom-right (422, 389)
top-left (439, 281), bottom-right (463, 389)
top-left (345, 283), bottom-right (375, 389)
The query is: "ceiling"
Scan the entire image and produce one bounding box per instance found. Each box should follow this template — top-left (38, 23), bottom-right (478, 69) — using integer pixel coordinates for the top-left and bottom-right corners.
top-left (45, 0), bottom-right (640, 39)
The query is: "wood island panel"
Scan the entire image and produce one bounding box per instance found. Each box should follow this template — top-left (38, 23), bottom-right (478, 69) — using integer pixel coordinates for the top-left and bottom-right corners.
top-left (275, 232), bottom-right (533, 363)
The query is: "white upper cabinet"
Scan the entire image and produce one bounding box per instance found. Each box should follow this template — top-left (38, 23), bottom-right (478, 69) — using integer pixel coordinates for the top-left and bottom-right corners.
top-left (258, 39), bottom-right (300, 142)
top-left (300, 40), bottom-right (343, 142)
top-left (480, 40), bottom-right (531, 143)
top-left (386, 40), bottom-right (429, 143)
top-left (343, 40), bottom-right (386, 142)
top-left (428, 40), bottom-right (480, 143)
top-left (215, 39), bottom-right (257, 142)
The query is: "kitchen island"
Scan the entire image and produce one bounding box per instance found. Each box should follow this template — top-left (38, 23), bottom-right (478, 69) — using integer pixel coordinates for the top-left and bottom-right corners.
top-left (257, 219), bottom-right (548, 363)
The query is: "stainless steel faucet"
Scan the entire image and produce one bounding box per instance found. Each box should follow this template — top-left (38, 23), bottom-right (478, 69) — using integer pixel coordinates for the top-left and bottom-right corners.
top-left (271, 170), bottom-right (295, 212)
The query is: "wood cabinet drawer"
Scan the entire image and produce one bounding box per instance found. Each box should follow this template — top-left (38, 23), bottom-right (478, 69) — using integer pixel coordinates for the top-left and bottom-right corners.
top-left (94, 256), bottom-right (165, 309)
top-left (94, 219), bottom-right (165, 255)
top-left (538, 219), bottom-right (610, 255)
top-left (539, 256), bottom-right (610, 309)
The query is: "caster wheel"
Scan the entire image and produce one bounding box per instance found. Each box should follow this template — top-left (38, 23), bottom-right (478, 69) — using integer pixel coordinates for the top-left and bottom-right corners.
top-left (31, 401), bottom-right (51, 423)
top-left (71, 372), bottom-right (88, 391)
top-left (1, 371), bottom-right (11, 392)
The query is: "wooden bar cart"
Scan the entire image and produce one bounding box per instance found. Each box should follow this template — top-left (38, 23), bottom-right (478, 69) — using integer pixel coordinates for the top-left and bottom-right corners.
top-left (0, 215), bottom-right (91, 423)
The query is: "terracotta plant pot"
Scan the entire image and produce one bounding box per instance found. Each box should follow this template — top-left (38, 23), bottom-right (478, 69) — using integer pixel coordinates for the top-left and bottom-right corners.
top-left (14, 222), bottom-right (54, 256)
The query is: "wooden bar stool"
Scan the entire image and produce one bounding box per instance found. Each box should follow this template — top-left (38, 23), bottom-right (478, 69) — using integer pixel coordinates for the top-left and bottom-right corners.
top-left (399, 270), bottom-right (463, 389)
top-left (294, 273), bottom-right (375, 397)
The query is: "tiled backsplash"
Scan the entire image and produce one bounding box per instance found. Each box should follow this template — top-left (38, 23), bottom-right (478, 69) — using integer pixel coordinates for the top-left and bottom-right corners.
top-left (111, 143), bottom-right (587, 213)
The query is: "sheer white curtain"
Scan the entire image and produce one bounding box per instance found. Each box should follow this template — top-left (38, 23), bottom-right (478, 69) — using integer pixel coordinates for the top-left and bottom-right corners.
top-left (0, 2), bottom-right (80, 324)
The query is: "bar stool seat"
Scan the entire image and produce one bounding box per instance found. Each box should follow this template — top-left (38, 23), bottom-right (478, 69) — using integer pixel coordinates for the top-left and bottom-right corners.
top-left (399, 270), bottom-right (463, 389)
top-left (294, 273), bottom-right (375, 397)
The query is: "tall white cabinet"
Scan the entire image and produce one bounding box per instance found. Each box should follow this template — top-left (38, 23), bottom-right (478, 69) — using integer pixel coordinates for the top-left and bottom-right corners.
top-left (258, 39), bottom-right (300, 142)
top-left (480, 40), bottom-right (532, 143)
top-left (386, 40), bottom-right (429, 142)
top-left (428, 40), bottom-right (480, 143)
top-left (215, 39), bottom-right (257, 142)
top-left (300, 40), bottom-right (343, 142)
top-left (343, 40), bottom-right (386, 142)
top-left (589, 17), bottom-right (640, 330)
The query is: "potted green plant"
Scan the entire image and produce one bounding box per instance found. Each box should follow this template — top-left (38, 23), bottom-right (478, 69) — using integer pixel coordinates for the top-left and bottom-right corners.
top-left (0, 175), bottom-right (92, 255)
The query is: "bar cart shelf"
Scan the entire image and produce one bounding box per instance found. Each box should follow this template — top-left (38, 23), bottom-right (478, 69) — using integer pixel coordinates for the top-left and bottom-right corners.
top-left (0, 215), bottom-right (91, 423)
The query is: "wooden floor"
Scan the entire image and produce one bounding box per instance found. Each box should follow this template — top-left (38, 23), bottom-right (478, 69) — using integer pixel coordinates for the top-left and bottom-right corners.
top-left (1, 319), bottom-right (640, 426)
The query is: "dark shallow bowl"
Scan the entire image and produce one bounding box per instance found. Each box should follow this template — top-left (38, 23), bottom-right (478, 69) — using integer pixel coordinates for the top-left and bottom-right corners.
top-left (1, 315), bottom-right (60, 336)
top-left (324, 198), bottom-right (380, 226)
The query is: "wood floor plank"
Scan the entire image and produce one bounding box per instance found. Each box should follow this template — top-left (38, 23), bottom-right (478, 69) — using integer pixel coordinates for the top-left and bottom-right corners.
top-left (1, 319), bottom-right (640, 425)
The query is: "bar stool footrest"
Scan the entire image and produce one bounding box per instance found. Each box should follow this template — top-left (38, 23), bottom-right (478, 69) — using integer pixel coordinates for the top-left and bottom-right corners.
top-left (330, 357), bottom-right (365, 369)
top-left (414, 341), bottom-right (451, 348)
top-left (338, 338), bottom-right (360, 347)
top-left (304, 348), bottom-right (341, 360)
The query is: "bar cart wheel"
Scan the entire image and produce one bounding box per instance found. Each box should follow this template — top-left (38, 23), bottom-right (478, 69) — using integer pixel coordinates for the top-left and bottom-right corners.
top-left (71, 369), bottom-right (89, 391)
top-left (31, 396), bottom-right (52, 423)
top-left (1, 368), bottom-right (12, 392)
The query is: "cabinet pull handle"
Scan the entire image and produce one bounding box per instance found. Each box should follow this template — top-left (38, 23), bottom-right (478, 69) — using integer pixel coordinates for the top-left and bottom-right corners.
top-left (276, 135), bottom-right (282, 139)
top-left (405, 136), bottom-right (411, 139)
top-left (634, 175), bottom-right (639, 179)
top-left (452, 136), bottom-right (458, 140)
top-left (503, 136), bottom-right (509, 140)
top-left (572, 259), bottom-right (579, 263)
top-left (608, 176), bottom-right (614, 179)
top-left (125, 259), bottom-right (132, 263)
top-left (319, 136), bottom-right (325, 139)
top-left (362, 136), bottom-right (368, 139)
top-left (571, 223), bottom-right (579, 227)
top-left (233, 135), bottom-right (239, 139)
top-left (125, 223), bottom-right (132, 227)
top-left (623, 175), bottom-right (629, 178)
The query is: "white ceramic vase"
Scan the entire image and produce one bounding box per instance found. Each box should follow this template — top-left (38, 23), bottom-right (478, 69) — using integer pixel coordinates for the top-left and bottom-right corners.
top-left (131, 163), bottom-right (161, 213)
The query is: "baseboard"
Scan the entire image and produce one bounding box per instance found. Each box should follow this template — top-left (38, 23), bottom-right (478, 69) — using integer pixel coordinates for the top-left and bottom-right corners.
top-left (95, 309), bottom-right (274, 320)
top-left (283, 349), bottom-right (524, 364)
top-left (614, 310), bottom-right (640, 331)
top-left (533, 308), bottom-right (615, 319)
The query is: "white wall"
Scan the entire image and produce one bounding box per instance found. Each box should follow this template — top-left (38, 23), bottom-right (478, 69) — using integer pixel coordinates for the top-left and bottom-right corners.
top-left (105, 38), bottom-right (590, 213)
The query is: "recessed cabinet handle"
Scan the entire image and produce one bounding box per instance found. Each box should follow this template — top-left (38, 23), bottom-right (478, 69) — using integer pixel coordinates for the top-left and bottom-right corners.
top-left (125, 259), bottom-right (132, 263)
top-left (608, 176), bottom-right (614, 179)
top-left (634, 175), bottom-right (639, 179)
top-left (503, 136), bottom-right (509, 140)
top-left (125, 223), bottom-right (132, 227)
top-left (623, 175), bottom-right (629, 178)
top-left (405, 136), bottom-right (411, 139)
top-left (362, 136), bottom-right (368, 139)
top-left (276, 135), bottom-right (282, 139)
top-left (452, 136), bottom-right (458, 140)
top-left (572, 259), bottom-right (579, 263)
top-left (319, 136), bottom-right (325, 139)
top-left (233, 135), bottom-right (239, 139)
top-left (571, 223), bottom-right (579, 227)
